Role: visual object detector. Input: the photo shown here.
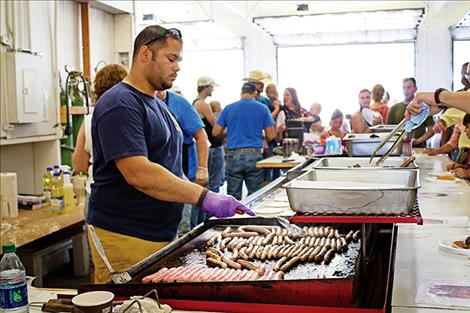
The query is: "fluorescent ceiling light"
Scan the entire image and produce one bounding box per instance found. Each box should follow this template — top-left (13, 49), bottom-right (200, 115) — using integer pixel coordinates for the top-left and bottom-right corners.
top-left (254, 8), bottom-right (424, 45)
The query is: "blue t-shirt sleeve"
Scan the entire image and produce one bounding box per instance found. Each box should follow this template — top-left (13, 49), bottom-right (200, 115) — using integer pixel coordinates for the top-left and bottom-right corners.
top-left (217, 108), bottom-right (227, 127)
top-left (181, 104), bottom-right (204, 136)
top-left (262, 106), bottom-right (275, 128)
top-left (96, 105), bottom-right (148, 163)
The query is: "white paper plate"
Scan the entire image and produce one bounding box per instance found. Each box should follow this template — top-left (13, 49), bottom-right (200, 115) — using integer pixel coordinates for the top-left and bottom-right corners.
top-left (428, 171), bottom-right (453, 177)
top-left (438, 237), bottom-right (470, 256)
top-left (425, 176), bottom-right (461, 184)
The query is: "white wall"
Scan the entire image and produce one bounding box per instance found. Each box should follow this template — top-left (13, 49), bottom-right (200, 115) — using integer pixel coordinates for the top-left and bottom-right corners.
top-left (416, 1), bottom-right (470, 91)
top-left (0, 1), bottom-right (123, 194)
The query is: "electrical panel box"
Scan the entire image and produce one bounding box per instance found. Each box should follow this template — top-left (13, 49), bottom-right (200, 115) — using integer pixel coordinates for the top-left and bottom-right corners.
top-left (4, 52), bottom-right (46, 124)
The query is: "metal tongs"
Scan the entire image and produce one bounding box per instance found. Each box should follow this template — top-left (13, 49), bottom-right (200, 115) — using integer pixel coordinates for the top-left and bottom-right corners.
top-left (369, 118), bottom-right (407, 165)
top-left (370, 103), bottom-right (430, 165)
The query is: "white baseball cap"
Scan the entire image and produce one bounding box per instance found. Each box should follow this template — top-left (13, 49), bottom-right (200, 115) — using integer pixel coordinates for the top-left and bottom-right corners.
top-left (197, 76), bottom-right (219, 87)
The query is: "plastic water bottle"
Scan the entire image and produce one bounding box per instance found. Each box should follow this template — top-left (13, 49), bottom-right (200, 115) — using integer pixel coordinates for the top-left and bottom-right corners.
top-left (42, 167), bottom-right (53, 204)
top-left (0, 243), bottom-right (28, 313)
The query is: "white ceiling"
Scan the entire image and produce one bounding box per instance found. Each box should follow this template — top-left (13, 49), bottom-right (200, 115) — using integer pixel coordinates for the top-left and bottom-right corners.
top-left (139, 1), bottom-right (427, 22)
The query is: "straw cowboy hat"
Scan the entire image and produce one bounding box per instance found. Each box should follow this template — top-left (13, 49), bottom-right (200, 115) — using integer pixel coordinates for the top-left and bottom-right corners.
top-left (243, 70), bottom-right (272, 84)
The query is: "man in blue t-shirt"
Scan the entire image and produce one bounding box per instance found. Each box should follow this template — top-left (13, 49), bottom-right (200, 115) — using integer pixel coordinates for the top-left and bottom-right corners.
top-left (156, 90), bottom-right (208, 235)
top-left (87, 25), bottom-right (254, 283)
top-left (213, 82), bottom-right (275, 200)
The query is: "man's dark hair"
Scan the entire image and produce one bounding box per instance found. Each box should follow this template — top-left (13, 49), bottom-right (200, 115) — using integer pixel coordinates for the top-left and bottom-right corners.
top-left (132, 25), bottom-right (178, 60)
top-left (241, 82), bottom-right (257, 94)
top-left (403, 77), bottom-right (417, 87)
top-left (463, 113), bottom-right (470, 126)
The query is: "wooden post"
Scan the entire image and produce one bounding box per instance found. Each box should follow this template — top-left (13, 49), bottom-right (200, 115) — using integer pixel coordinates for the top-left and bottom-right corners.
top-left (80, 2), bottom-right (91, 79)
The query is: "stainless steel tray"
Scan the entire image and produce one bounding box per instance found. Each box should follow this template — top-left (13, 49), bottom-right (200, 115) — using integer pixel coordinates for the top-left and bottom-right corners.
top-left (343, 133), bottom-right (402, 157)
top-left (368, 125), bottom-right (402, 133)
top-left (283, 168), bottom-right (420, 215)
top-left (312, 157), bottom-right (417, 169)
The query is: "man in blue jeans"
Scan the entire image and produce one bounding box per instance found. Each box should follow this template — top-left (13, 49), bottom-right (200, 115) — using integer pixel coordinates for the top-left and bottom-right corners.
top-left (213, 82), bottom-right (275, 200)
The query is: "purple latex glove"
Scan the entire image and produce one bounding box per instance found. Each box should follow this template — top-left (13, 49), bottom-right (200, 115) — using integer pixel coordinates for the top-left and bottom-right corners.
top-left (200, 191), bottom-right (255, 218)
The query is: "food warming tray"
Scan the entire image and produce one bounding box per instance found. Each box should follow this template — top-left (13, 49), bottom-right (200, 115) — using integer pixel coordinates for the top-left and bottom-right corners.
top-left (343, 133), bottom-right (403, 157)
top-left (312, 157), bottom-right (417, 169)
top-left (368, 125), bottom-right (402, 133)
top-left (283, 168), bottom-right (420, 215)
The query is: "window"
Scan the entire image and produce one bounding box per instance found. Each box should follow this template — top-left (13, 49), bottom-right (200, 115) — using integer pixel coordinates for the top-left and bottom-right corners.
top-left (174, 49), bottom-right (245, 107)
top-left (277, 43), bottom-right (415, 124)
top-left (452, 40), bottom-right (470, 91)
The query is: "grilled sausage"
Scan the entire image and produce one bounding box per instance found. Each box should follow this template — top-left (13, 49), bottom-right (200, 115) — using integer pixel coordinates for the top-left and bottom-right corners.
top-left (308, 226), bottom-right (315, 236)
top-left (248, 245), bottom-right (258, 259)
top-left (323, 238), bottom-right (331, 250)
top-left (318, 226), bottom-right (325, 237)
top-left (261, 245), bottom-right (271, 261)
top-left (255, 246), bottom-right (264, 259)
top-left (220, 237), bottom-right (231, 250)
top-left (284, 236), bottom-right (295, 245)
top-left (281, 229), bottom-right (288, 237)
top-left (314, 246), bottom-right (328, 263)
top-left (297, 246), bottom-right (310, 258)
top-left (207, 247), bottom-right (223, 256)
top-left (239, 247), bottom-right (249, 260)
top-left (237, 259), bottom-right (257, 271)
top-left (327, 228), bottom-right (335, 239)
top-left (262, 233), bottom-right (274, 245)
top-left (206, 250), bottom-right (221, 261)
top-left (299, 237), bottom-right (306, 245)
top-left (240, 225), bottom-right (271, 235)
top-left (309, 246), bottom-right (322, 261)
top-left (222, 226), bottom-right (231, 236)
top-left (287, 230), bottom-right (294, 238)
top-left (272, 235), bottom-right (278, 246)
top-left (334, 229), bottom-right (341, 239)
top-left (345, 230), bottom-right (354, 242)
top-left (257, 237), bottom-right (265, 246)
top-left (280, 256), bottom-right (301, 272)
top-left (207, 233), bottom-right (220, 246)
top-left (222, 256), bottom-right (242, 270)
top-left (267, 245), bottom-right (278, 259)
top-left (340, 237), bottom-right (348, 251)
top-left (274, 256), bottom-right (288, 272)
top-left (319, 237), bottom-right (326, 247)
top-left (227, 237), bottom-right (239, 249)
top-left (336, 238), bottom-right (343, 252)
top-left (272, 245), bottom-right (284, 259)
top-left (246, 236), bottom-right (255, 245)
top-left (231, 248), bottom-right (239, 261)
top-left (257, 264), bottom-right (267, 277)
top-left (223, 232), bottom-right (259, 238)
top-left (314, 237), bottom-right (321, 247)
top-left (300, 247), bottom-right (314, 262)
top-left (274, 271), bottom-right (285, 280)
top-left (313, 227), bottom-right (320, 237)
top-left (330, 238), bottom-right (337, 251)
top-left (282, 245), bottom-right (295, 257)
top-left (399, 156), bottom-right (415, 168)
top-left (323, 249), bottom-right (336, 264)
top-left (275, 227), bottom-right (282, 236)
top-left (352, 230), bottom-right (360, 242)
top-left (207, 257), bottom-right (228, 269)
top-left (245, 243), bottom-right (254, 255)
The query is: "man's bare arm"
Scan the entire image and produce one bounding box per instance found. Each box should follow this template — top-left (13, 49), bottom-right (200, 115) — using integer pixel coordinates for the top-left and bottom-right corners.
top-left (115, 156), bottom-right (203, 204)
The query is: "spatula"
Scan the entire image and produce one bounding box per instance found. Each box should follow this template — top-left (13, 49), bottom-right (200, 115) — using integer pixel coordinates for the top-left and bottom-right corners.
top-left (88, 225), bottom-right (132, 284)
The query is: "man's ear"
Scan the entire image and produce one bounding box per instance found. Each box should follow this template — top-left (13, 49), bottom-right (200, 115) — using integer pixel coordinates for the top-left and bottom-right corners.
top-left (138, 45), bottom-right (153, 63)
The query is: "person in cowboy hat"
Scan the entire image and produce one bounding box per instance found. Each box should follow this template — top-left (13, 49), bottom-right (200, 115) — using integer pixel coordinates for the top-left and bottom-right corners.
top-left (244, 70), bottom-right (272, 107)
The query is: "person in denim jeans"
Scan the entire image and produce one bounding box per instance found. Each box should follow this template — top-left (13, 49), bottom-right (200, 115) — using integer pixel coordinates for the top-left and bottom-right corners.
top-left (192, 77), bottom-right (224, 227)
top-left (213, 82), bottom-right (275, 200)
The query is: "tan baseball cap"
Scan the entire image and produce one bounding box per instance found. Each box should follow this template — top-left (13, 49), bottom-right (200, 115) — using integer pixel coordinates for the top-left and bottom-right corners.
top-left (197, 76), bottom-right (219, 87)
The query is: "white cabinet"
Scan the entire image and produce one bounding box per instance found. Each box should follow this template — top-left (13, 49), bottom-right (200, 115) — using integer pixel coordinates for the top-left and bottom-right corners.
top-left (4, 52), bottom-right (46, 124)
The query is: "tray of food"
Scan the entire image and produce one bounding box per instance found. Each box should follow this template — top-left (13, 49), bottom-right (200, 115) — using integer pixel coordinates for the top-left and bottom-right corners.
top-left (79, 218), bottom-right (397, 310)
top-left (343, 133), bottom-right (403, 157)
top-left (312, 156), bottom-right (417, 169)
top-left (283, 168), bottom-right (420, 215)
